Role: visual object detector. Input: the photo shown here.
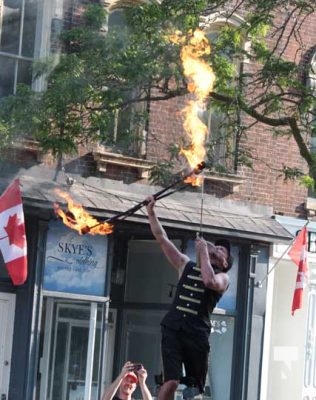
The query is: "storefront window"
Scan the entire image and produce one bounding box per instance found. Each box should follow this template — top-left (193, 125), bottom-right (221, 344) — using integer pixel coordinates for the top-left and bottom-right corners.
top-left (119, 237), bottom-right (238, 400)
top-left (36, 298), bottom-right (106, 400)
top-left (207, 314), bottom-right (235, 400)
top-left (124, 239), bottom-right (179, 303)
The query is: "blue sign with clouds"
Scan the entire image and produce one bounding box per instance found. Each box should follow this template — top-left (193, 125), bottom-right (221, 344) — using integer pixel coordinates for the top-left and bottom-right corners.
top-left (43, 220), bottom-right (108, 296)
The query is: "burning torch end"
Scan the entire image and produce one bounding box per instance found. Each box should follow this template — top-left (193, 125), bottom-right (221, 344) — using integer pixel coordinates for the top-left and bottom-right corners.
top-left (193, 161), bottom-right (206, 174)
top-left (81, 226), bottom-right (91, 235)
top-left (80, 221), bottom-right (114, 235)
top-left (179, 161), bottom-right (206, 181)
top-left (65, 211), bottom-right (76, 224)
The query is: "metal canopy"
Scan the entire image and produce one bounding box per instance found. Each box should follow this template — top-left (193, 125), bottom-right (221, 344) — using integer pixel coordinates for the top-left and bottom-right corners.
top-left (15, 166), bottom-right (293, 243)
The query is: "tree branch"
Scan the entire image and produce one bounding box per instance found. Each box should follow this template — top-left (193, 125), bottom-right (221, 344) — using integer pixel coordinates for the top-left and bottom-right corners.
top-left (210, 91), bottom-right (290, 126)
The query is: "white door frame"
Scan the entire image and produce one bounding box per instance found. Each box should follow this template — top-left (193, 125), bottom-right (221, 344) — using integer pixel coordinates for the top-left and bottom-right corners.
top-left (0, 292), bottom-right (16, 400)
top-left (302, 278), bottom-right (316, 399)
top-left (39, 297), bottom-right (106, 400)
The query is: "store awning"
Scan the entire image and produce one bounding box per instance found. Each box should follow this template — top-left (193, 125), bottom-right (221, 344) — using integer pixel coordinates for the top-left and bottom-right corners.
top-left (16, 166), bottom-right (293, 243)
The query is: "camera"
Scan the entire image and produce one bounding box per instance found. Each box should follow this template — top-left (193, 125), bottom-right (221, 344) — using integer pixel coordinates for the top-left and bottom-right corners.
top-left (133, 363), bottom-right (142, 372)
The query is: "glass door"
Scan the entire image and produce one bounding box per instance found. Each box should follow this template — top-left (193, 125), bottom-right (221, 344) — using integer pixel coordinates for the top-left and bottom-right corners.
top-left (37, 298), bottom-right (105, 400)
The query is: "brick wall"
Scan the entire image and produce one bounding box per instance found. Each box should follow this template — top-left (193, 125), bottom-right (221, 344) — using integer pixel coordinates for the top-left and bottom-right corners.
top-left (145, 8), bottom-right (316, 217)
top-left (146, 92), bottom-right (309, 216)
top-left (3, 3), bottom-right (316, 218)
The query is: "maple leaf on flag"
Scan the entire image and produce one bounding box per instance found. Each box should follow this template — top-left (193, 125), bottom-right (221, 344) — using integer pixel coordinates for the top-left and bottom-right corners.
top-left (4, 214), bottom-right (26, 249)
top-left (0, 178), bottom-right (28, 285)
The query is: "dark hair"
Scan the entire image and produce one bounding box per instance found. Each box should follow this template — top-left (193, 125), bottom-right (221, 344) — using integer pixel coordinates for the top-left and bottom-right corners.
top-left (215, 239), bottom-right (234, 271)
top-left (215, 239), bottom-right (231, 256)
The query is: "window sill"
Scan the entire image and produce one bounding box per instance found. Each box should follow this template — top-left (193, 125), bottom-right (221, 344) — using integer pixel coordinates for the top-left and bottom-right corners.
top-left (93, 150), bottom-right (243, 188)
top-left (92, 150), bottom-right (155, 178)
top-left (306, 197), bottom-right (316, 217)
top-left (7, 138), bottom-right (46, 162)
top-left (107, 0), bottom-right (162, 11)
top-left (10, 138), bottom-right (39, 151)
top-left (9, 139), bottom-right (243, 188)
top-left (204, 170), bottom-right (244, 190)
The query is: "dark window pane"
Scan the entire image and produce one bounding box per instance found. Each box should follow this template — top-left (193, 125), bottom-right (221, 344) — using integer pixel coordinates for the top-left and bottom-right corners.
top-left (1, 1), bottom-right (22, 54)
top-left (1, 0), bottom-right (38, 57)
top-left (0, 252), bottom-right (10, 280)
top-left (21, 0), bottom-right (38, 57)
top-left (51, 321), bottom-right (68, 400)
top-left (108, 9), bottom-right (126, 29)
top-left (17, 59), bottom-right (33, 86)
top-left (125, 240), bottom-right (179, 304)
top-left (0, 56), bottom-right (16, 97)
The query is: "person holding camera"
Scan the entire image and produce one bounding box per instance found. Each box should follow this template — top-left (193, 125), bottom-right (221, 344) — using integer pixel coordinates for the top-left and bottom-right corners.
top-left (102, 361), bottom-right (153, 400)
top-left (146, 196), bottom-right (233, 400)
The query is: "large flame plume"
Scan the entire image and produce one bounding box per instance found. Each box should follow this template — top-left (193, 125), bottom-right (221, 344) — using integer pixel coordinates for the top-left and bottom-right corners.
top-left (54, 29), bottom-right (214, 235)
top-left (170, 29), bottom-right (215, 184)
top-left (54, 189), bottom-right (113, 235)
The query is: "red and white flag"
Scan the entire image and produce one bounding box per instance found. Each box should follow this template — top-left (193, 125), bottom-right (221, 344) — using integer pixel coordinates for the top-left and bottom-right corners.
top-left (288, 226), bottom-right (308, 315)
top-left (0, 179), bottom-right (27, 285)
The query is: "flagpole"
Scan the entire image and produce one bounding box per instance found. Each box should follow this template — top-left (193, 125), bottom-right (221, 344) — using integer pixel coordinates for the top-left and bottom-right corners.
top-left (255, 220), bottom-right (310, 288)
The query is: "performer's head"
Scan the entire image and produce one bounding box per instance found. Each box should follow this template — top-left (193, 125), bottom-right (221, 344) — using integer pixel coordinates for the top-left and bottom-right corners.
top-left (208, 238), bottom-right (234, 271)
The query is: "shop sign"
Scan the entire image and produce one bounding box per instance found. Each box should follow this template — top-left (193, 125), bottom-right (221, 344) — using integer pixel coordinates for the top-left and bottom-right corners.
top-left (43, 220), bottom-right (108, 296)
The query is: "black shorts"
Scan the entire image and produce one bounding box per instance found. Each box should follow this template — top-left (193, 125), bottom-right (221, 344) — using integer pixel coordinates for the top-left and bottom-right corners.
top-left (161, 325), bottom-right (210, 393)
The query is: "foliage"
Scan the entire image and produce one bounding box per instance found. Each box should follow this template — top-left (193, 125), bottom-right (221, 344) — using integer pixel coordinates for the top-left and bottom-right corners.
top-left (149, 161), bottom-right (175, 186)
top-left (0, 0), bottom-right (316, 187)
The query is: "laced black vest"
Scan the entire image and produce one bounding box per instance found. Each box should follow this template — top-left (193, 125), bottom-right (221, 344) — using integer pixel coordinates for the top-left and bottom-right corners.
top-left (161, 261), bottom-right (223, 333)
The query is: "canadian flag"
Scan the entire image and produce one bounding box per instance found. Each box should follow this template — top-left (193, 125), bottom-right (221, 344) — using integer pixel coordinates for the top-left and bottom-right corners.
top-left (0, 179), bottom-right (27, 285)
top-left (288, 226), bottom-right (308, 315)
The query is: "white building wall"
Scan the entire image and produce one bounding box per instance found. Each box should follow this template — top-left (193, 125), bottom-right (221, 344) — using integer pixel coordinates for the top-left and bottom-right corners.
top-left (261, 217), bottom-right (316, 400)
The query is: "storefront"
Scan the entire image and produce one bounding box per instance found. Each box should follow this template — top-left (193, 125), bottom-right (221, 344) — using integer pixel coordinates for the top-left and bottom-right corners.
top-left (0, 168), bottom-right (293, 400)
top-left (36, 219), bottom-right (110, 399)
top-left (0, 215), bottom-right (111, 400)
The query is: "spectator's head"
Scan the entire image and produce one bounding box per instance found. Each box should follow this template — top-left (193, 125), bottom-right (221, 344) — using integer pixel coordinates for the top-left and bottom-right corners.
top-left (118, 371), bottom-right (138, 399)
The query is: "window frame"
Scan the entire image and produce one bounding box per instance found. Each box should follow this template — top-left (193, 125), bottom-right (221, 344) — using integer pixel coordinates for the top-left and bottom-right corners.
top-left (104, 7), bottom-right (148, 158)
top-left (0, 0), bottom-right (67, 96)
top-left (199, 13), bottom-right (249, 174)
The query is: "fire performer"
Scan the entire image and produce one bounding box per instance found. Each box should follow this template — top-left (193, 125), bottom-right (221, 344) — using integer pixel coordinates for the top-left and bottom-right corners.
top-left (145, 196), bottom-right (233, 400)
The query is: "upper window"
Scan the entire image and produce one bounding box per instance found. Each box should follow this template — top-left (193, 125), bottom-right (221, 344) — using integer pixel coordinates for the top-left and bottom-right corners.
top-left (200, 14), bottom-right (247, 174)
top-left (307, 50), bottom-right (316, 142)
top-left (306, 50), bottom-right (316, 91)
top-left (0, 0), bottom-right (92, 97)
top-left (0, 0), bottom-right (39, 96)
top-left (306, 50), bottom-right (316, 198)
top-left (101, 8), bottom-right (147, 158)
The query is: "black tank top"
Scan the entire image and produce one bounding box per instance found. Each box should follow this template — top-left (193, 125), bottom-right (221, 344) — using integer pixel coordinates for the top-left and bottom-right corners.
top-left (161, 261), bottom-right (222, 333)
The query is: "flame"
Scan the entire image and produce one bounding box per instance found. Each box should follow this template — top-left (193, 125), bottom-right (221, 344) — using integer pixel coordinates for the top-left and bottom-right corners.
top-left (54, 30), bottom-right (214, 234)
top-left (54, 189), bottom-right (113, 235)
top-left (171, 29), bottom-right (215, 185)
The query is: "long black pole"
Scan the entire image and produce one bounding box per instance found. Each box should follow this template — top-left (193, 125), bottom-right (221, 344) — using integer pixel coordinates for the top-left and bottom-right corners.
top-left (80, 161), bottom-right (205, 234)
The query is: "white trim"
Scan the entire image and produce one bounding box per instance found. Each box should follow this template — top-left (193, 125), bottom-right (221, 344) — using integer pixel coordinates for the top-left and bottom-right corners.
top-left (84, 303), bottom-right (98, 400)
top-left (102, 307), bottom-right (116, 387)
top-left (200, 11), bottom-right (251, 63)
top-left (0, 293), bottom-right (16, 399)
top-left (42, 290), bottom-right (109, 303)
top-left (39, 298), bottom-right (54, 399)
top-left (200, 11), bottom-right (246, 29)
top-left (260, 260), bottom-right (275, 400)
top-left (265, 215), bottom-right (314, 400)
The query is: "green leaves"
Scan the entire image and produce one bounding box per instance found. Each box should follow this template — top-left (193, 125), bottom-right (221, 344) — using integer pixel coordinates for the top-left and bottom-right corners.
top-left (0, 0), bottom-right (315, 188)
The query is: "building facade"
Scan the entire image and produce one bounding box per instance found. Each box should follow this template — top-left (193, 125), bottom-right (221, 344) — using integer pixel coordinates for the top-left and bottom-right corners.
top-left (0, 1), bottom-right (315, 400)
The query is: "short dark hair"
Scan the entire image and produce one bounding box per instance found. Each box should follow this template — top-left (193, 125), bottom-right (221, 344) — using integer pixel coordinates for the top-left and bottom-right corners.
top-left (215, 239), bottom-right (231, 256)
top-left (215, 238), bottom-right (234, 271)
